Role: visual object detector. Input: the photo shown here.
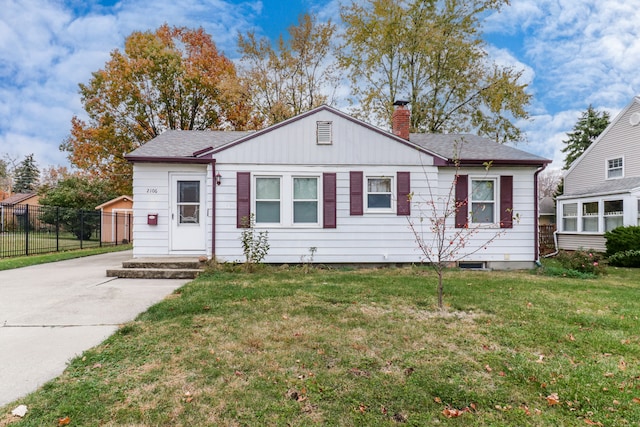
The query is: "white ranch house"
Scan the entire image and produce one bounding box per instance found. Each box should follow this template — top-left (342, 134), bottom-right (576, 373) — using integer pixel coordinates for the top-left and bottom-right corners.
top-left (126, 104), bottom-right (550, 269)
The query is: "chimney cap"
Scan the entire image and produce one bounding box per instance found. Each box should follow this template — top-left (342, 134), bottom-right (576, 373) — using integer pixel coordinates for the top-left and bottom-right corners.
top-left (393, 100), bottom-right (409, 106)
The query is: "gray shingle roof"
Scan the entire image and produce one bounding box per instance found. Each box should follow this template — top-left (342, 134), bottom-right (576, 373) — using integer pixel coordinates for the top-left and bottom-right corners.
top-left (409, 133), bottom-right (549, 164)
top-left (126, 130), bottom-right (252, 158)
top-left (561, 176), bottom-right (640, 197)
top-left (126, 118), bottom-right (549, 166)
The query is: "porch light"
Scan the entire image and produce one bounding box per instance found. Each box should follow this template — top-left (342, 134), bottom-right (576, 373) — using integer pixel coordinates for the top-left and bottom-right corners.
top-left (216, 172), bottom-right (222, 186)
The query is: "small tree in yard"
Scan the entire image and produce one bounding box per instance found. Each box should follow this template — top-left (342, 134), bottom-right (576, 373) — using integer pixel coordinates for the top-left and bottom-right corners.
top-left (240, 214), bottom-right (270, 271)
top-left (408, 148), bottom-right (515, 310)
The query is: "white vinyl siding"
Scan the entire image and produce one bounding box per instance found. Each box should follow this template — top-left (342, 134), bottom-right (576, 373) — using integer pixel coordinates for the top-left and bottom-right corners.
top-left (212, 165), bottom-right (539, 265)
top-left (565, 100), bottom-right (640, 193)
top-left (131, 162), bottom-right (210, 257)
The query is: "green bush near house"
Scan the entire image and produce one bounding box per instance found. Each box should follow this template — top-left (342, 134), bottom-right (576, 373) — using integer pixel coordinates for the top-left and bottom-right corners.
top-left (608, 249), bottom-right (640, 268)
top-left (604, 225), bottom-right (640, 257)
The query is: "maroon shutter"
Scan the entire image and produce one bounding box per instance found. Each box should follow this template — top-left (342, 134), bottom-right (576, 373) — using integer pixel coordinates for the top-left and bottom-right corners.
top-left (500, 175), bottom-right (513, 228)
top-left (323, 173), bottom-right (337, 228)
top-left (236, 172), bottom-right (250, 228)
top-left (455, 174), bottom-right (468, 228)
top-left (350, 171), bottom-right (363, 215)
top-left (397, 171), bottom-right (410, 215)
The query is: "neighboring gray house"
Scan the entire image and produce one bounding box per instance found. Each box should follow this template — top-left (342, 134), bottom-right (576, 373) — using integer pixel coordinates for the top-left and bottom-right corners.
top-left (126, 104), bottom-right (549, 268)
top-left (557, 96), bottom-right (640, 252)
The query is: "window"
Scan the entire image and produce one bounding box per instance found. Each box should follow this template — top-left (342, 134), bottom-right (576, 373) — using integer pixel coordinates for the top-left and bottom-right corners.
top-left (607, 157), bottom-right (623, 179)
top-left (563, 203), bottom-right (577, 232)
top-left (582, 201), bottom-right (599, 232)
top-left (316, 121), bottom-right (332, 144)
top-left (470, 179), bottom-right (495, 223)
top-left (604, 200), bottom-right (623, 231)
top-left (367, 177), bottom-right (392, 210)
top-left (177, 181), bottom-right (200, 224)
top-left (293, 177), bottom-right (318, 223)
top-left (255, 177), bottom-right (281, 223)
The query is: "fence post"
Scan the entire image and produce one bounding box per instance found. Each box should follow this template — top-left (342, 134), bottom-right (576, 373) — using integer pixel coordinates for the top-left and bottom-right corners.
top-left (56, 207), bottom-right (60, 252)
top-left (80, 210), bottom-right (84, 250)
top-left (24, 204), bottom-right (29, 256)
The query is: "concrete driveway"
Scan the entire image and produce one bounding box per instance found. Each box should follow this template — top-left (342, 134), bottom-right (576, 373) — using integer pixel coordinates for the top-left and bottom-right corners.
top-left (0, 250), bottom-right (189, 407)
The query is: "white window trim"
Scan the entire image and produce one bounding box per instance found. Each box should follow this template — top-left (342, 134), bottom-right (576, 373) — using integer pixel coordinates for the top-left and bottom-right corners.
top-left (253, 174), bottom-right (323, 228)
top-left (469, 177), bottom-right (498, 225)
top-left (606, 156), bottom-right (624, 180)
top-left (365, 175), bottom-right (395, 213)
top-left (581, 201), bottom-right (599, 233)
top-left (561, 202), bottom-right (578, 232)
top-left (292, 176), bottom-right (320, 226)
top-left (254, 175), bottom-right (282, 226)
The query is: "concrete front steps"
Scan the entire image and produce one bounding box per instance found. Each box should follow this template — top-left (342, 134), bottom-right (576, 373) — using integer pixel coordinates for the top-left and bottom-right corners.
top-left (107, 257), bottom-right (206, 279)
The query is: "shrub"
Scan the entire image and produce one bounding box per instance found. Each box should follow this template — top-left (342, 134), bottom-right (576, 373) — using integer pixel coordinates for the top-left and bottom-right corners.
top-left (240, 214), bottom-right (270, 271)
top-left (555, 249), bottom-right (606, 276)
top-left (604, 226), bottom-right (640, 257)
top-left (607, 249), bottom-right (640, 268)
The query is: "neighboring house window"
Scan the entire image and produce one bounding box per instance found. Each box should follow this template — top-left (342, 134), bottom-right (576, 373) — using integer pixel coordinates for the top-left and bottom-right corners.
top-left (582, 201), bottom-right (599, 232)
top-left (316, 121), bottom-right (332, 145)
top-left (367, 177), bottom-right (393, 211)
top-left (607, 157), bottom-right (623, 179)
top-left (255, 177), bottom-right (281, 224)
top-left (470, 179), bottom-right (495, 224)
top-left (604, 200), bottom-right (624, 231)
top-left (293, 177), bottom-right (318, 223)
top-left (563, 203), bottom-right (577, 232)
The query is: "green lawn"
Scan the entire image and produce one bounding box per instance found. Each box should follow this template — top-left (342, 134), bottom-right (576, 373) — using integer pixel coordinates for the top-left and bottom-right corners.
top-left (2, 264), bottom-right (640, 426)
top-left (0, 231), bottom-right (102, 258)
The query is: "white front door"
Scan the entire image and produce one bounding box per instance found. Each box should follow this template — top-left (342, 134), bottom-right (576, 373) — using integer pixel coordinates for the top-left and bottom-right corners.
top-left (170, 173), bottom-right (206, 252)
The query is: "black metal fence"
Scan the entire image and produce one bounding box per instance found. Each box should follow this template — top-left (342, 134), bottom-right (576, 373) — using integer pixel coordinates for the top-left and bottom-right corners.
top-left (0, 203), bottom-right (132, 258)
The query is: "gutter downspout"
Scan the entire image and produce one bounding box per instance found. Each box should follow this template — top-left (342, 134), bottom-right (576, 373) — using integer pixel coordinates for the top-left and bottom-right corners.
top-left (211, 158), bottom-right (217, 259)
top-left (533, 164), bottom-right (548, 267)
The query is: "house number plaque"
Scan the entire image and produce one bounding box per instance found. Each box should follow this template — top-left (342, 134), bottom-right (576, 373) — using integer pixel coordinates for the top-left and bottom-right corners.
top-left (146, 188), bottom-right (159, 194)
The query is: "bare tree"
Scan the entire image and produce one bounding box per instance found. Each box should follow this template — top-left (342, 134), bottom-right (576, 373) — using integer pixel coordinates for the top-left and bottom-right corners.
top-left (408, 143), bottom-right (515, 309)
top-left (537, 168), bottom-right (563, 199)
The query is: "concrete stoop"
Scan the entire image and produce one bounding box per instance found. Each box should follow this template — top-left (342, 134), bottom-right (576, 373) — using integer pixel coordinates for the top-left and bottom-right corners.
top-left (106, 257), bottom-right (206, 279)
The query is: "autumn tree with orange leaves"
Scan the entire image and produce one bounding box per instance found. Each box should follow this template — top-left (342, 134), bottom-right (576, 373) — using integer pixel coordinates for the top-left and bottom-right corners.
top-left (61, 24), bottom-right (254, 194)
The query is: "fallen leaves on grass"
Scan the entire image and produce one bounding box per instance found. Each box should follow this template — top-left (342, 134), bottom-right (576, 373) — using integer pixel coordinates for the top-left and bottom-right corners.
top-left (546, 393), bottom-right (560, 406)
top-left (58, 416), bottom-right (71, 426)
top-left (442, 407), bottom-right (468, 418)
top-left (584, 419), bottom-right (604, 426)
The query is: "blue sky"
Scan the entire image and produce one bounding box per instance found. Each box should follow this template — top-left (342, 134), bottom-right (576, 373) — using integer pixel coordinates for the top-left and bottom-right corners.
top-left (1, 0), bottom-right (640, 172)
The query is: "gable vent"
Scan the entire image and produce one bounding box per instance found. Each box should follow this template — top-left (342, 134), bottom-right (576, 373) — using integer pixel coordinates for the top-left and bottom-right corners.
top-left (317, 121), bottom-right (332, 145)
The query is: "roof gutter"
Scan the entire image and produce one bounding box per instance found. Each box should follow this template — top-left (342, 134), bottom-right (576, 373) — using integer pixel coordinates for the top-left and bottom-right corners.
top-left (125, 155), bottom-right (213, 164)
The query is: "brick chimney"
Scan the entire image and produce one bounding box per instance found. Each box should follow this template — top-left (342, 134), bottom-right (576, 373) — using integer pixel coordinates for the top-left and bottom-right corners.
top-left (392, 100), bottom-right (410, 140)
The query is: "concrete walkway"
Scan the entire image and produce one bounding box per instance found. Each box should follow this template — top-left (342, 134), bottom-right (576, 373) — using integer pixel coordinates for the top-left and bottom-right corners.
top-left (0, 250), bottom-right (189, 407)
